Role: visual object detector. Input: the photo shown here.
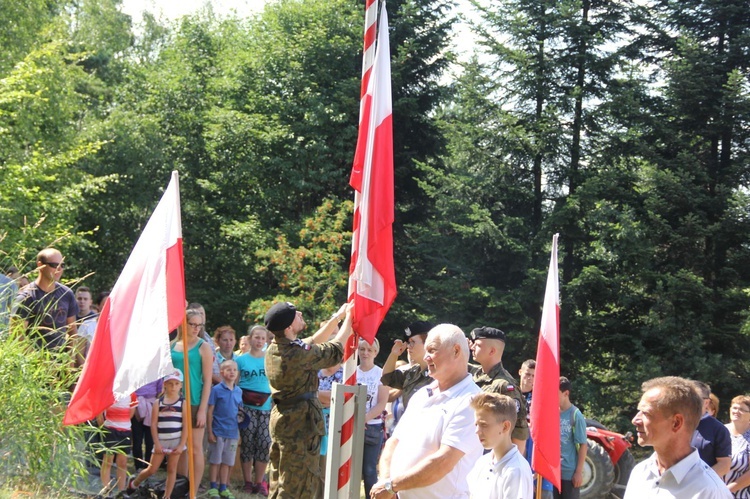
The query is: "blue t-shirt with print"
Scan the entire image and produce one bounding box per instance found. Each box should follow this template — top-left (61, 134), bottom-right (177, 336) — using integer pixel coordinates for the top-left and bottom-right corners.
top-left (236, 352), bottom-right (272, 411)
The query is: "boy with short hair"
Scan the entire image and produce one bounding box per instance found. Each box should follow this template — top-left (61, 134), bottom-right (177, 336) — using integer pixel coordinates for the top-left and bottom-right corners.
top-left (558, 376), bottom-right (588, 499)
top-left (98, 391), bottom-right (138, 492)
top-left (207, 359), bottom-right (242, 499)
top-left (468, 392), bottom-right (534, 498)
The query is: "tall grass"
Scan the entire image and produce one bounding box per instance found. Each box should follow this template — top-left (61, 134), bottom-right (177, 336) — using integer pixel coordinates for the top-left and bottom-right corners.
top-left (0, 324), bottom-right (90, 491)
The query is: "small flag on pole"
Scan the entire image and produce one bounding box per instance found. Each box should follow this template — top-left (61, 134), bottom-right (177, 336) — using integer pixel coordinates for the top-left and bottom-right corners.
top-left (64, 171), bottom-right (185, 425)
top-left (531, 234), bottom-right (562, 491)
top-left (348, 0), bottom-right (396, 345)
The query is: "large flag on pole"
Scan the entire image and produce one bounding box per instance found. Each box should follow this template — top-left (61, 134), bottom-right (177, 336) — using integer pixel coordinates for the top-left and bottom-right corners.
top-left (64, 171), bottom-right (185, 425)
top-left (348, 0), bottom-right (396, 344)
top-left (531, 233), bottom-right (561, 491)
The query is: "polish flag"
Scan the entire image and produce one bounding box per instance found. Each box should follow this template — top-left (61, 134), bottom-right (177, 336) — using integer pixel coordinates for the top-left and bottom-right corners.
top-left (348, 3), bottom-right (396, 344)
top-left (64, 171), bottom-right (185, 425)
top-left (531, 234), bottom-right (562, 491)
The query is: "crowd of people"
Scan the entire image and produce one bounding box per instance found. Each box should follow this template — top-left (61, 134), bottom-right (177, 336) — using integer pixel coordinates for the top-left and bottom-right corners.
top-left (3, 247), bottom-right (750, 499)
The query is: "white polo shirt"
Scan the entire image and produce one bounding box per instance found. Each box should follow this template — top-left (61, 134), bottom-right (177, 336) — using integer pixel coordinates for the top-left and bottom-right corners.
top-left (624, 448), bottom-right (732, 499)
top-left (467, 445), bottom-right (534, 499)
top-left (391, 374), bottom-right (483, 499)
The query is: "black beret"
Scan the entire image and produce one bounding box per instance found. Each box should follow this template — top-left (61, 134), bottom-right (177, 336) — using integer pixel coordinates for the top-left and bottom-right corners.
top-left (404, 320), bottom-right (435, 339)
top-left (265, 302), bottom-right (297, 332)
top-left (470, 326), bottom-right (506, 342)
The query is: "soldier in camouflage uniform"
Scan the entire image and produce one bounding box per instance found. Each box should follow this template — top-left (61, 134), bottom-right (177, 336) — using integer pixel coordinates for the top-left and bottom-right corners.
top-left (380, 321), bottom-right (434, 408)
top-left (264, 301), bottom-right (353, 499)
top-left (469, 326), bottom-right (529, 452)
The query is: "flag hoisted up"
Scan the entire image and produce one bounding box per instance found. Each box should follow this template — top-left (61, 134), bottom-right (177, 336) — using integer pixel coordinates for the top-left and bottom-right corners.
top-left (64, 171), bottom-right (185, 426)
top-left (348, 1), bottom-right (396, 345)
top-left (531, 233), bottom-right (562, 491)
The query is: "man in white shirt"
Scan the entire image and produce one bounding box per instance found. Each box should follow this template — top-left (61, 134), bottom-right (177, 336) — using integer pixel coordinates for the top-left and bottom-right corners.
top-left (370, 324), bottom-right (483, 499)
top-left (624, 376), bottom-right (732, 499)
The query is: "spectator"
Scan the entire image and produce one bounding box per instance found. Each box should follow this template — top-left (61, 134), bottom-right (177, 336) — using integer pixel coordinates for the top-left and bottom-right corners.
top-left (468, 392), bottom-right (533, 498)
top-left (170, 308), bottom-right (213, 490)
top-left (723, 395), bottom-right (750, 497)
top-left (380, 321), bottom-right (435, 409)
top-left (358, 338), bottom-right (389, 497)
top-left (371, 324), bottom-right (483, 499)
top-left (212, 325), bottom-right (237, 385)
top-left (519, 359), bottom-right (553, 499)
top-left (692, 381), bottom-right (731, 477)
top-left (131, 378), bottom-right (163, 471)
top-left (128, 371), bottom-right (188, 499)
top-left (557, 376), bottom-right (587, 499)
top-left (75, 286), bottom-right (98, 353)
top-left (470, 326), bottom-right (529, 454)
top-left (12, 247), bottom-right (78, 350)
top-left (709, 393), bottom-right (721, 418)
top-left (236, 326), bottom-right (273, 496)
top-left (624, 376), bottom-right (731, 498)
top-left (98, 392), bottom-right (138, 492)
top-left (206, 359), bottom-right (242, 499)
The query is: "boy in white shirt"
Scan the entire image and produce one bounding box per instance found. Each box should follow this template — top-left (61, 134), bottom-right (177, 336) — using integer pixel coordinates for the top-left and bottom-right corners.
top-left (468, 392), bottom-right (534, 499)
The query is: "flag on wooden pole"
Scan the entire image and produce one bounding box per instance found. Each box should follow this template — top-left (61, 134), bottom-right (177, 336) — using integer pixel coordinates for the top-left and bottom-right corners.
top-left (531, 234), bottom-right (562, 492)
top-left (64, 171), bottom-right (185, 425)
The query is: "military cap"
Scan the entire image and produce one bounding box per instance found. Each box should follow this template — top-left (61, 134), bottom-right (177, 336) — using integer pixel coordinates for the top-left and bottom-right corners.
top-left (265, 302), bottom-right (297, 332)
top-left (404, 320), bottom-right (435, 339)
top-left (470, 326), bottom-right (506, 342)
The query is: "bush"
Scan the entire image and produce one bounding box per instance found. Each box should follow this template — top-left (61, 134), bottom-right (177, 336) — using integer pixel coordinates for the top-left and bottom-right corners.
top-left (0, 324), bottom-right (90, 490)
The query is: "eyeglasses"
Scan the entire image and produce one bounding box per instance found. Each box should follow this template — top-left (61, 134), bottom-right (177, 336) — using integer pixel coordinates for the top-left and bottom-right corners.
top-left (188, 322), bottom-right (204, 328)
top-left (731, 405), bottom-right (750, 413)
top-left (44, 261), bottom-right (66, 269)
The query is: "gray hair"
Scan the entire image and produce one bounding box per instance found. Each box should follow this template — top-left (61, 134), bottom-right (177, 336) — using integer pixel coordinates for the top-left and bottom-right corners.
top-left (426, 324), bottom-right (469, 361)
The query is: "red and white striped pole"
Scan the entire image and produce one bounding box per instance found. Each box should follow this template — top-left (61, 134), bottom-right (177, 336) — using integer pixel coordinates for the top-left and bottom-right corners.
top-left (338, 1), bottom-right (379, 496)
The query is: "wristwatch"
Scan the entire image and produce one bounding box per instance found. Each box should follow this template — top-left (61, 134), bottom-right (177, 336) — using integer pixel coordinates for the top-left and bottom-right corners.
top-left (384, 479), bottom-right (395, 494)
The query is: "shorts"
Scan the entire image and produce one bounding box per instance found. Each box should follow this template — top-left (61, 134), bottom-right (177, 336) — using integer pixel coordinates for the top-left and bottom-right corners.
top-left (190, 405), bottom-right (200, 427)
top-left (159, 436), bottom-right (186, 453)
top-left (102, 427), bottom-right (132, 454)
top-left (208, 436), bottom-right (238, 466)
top-left (240, 406), bottom-right (271, 463)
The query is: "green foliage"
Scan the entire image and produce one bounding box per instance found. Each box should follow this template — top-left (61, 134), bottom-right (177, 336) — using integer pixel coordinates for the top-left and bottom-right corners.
top-left (0, 39), bottom-right (109, 260)
top-left (0, 329), bottom-right (89, 489)
top-left (247, 198), bottom-right (353, 331)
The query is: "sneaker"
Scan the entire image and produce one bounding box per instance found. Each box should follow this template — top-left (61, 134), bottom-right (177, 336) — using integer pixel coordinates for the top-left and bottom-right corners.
top-left (206, 487), bottom-right (220, 498)
top-left (243, 482), bottom-right (258, 493)
top-left (126, 478), bottom-right (137, 493)
top-left (258, 481), bottom-right (269, 497)
top-left (219, 489), bottom-right (235, 499)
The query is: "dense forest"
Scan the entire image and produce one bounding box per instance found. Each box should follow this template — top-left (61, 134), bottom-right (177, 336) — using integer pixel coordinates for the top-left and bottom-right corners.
top-left (1, 0), bottom-right (749, 430)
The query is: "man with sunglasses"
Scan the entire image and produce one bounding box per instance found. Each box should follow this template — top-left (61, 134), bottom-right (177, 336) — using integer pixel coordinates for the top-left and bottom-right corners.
top-left (13, 247), bottom-right (78, 350)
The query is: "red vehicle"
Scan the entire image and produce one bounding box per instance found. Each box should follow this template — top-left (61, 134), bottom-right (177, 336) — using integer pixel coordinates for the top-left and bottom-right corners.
top-left (580, 419), bottom-right (636, 499)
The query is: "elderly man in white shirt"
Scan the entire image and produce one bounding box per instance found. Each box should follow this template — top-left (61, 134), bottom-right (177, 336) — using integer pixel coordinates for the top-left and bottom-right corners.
top-left (370, 324), bottom-right (483, 499)
top-left (624, 376), bottom-right (732, 499)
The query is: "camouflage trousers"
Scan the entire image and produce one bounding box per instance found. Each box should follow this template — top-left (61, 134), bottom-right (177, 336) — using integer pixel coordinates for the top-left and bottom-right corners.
top-left (268, 403), bottom-right (325, 499)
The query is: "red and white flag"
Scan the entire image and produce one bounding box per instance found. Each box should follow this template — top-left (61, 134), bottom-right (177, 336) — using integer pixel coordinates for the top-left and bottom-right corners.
top-left (531, 233), bottom-right (561, 491)
top-left (348, 2), bottom-right (396, 344)
top-left (64, 171), bottom-right (185, 425)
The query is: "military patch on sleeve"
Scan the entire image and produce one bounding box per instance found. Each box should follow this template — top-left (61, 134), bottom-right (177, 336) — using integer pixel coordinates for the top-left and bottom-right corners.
top-left (292, 339), bottom-right (311, 350)
top-left (506, 384), bottom-right (515, 391)
top-left (515, 399), bottom-right (521, 413)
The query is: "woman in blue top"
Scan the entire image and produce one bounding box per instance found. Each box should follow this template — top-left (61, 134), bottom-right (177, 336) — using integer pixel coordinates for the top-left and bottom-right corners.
top-left (170, 308), bottom-right (213, 489)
